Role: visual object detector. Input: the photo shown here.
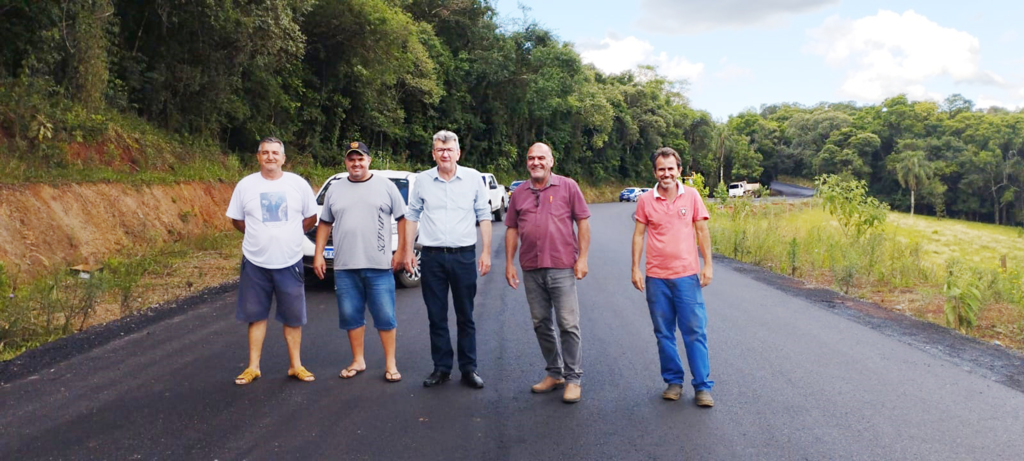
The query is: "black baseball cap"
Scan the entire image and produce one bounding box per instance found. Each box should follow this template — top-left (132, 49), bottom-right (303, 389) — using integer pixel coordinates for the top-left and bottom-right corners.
top-left (346, 141), bottom-right (370, 157)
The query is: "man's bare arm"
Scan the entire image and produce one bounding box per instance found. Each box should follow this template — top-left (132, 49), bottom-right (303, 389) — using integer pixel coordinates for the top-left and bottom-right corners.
top-left (505, 227), bottom-right (520, 289)
top-left (574, 218), bottom-right (590, 280)
top-left (695, 219), bottom-right (713, 287)
top-left (478, 220), bottom-right (492, 276)
top-left (302, 215), bottom-right (317, 233)
top-left (232, 219), bottom-right (245, 234)
top-left (631, 221), bottom-right (646, 292)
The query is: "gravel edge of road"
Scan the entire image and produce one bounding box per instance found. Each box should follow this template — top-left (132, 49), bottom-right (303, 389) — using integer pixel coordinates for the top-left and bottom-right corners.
top-left (719, 256), bottom-right (1024, 394)
top-left (0, 280), bottom-right (239, 385)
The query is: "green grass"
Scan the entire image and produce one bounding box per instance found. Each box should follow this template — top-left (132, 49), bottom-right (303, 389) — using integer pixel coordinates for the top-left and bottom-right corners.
top-left (709, 199), bottom-right (1024, 349)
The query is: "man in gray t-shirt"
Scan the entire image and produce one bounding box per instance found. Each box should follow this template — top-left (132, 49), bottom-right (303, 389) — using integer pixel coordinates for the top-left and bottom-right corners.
top-left (313, 142), bottom-right (408, 383)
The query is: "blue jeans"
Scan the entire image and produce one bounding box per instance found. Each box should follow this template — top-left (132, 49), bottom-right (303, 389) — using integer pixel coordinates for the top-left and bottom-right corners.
top-left (420, 248), bottom-right (477, 374)
top-left (334, 269), bottom-right (397, 331)
top-left (645, 275), bottom-right (713, 391)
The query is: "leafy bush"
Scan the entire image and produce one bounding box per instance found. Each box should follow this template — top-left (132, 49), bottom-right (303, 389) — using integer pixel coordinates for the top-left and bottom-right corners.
top-left (815, 174), bottom-right (889, 239)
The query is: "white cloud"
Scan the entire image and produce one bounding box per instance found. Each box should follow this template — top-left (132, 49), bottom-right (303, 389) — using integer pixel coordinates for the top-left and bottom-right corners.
top-left (806, 10), bottom-right (1010, 102)
top-left (714, 64), bottom-right (754, 81)
top-left (975, 95), bottom-right (1022, 111)
top-left (637, 0), bottom-right (838, 34)
top-left (578, 35), bottom-right (704, 81)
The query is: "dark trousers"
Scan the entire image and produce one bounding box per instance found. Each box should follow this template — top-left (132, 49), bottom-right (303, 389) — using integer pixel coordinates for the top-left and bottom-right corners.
top-left (420, 249), bottom-right (478, 374)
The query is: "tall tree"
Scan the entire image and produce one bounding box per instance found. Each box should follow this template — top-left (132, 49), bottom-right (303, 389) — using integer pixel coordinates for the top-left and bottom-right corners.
top-left (888, 149), bottom-right (933, 216)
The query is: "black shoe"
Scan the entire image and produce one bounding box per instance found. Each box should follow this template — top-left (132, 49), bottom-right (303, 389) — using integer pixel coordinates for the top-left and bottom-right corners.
top-left (423, 371), bottom-right (451, 388)
top-left (461, 371), bottom-right (484, 389)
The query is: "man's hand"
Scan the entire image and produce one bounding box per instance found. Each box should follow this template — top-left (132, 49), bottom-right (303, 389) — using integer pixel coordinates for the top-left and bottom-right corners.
top-left (391, 249), bottom-right (404, 272)
top-left (631, 267), bottom-right (645, 292)
top-left (478, 252), bottom-right (491, 276)
top-left (699, 264), bottom-right (713, 287)
top-left (402, 249), bottom-right (418, 272)
top-left (312, 254), bottom-right (327, 280)
top-left (505, 264), bottom-right (519, 289)
top-left (573, 257), bottom-right (588, 280)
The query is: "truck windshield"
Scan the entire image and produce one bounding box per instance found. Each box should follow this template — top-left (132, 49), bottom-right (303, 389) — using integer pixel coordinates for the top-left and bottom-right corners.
top-left (389, 178), bottom-right (410, 204)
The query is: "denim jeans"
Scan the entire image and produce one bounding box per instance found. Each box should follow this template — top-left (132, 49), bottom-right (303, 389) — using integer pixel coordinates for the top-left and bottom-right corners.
top-left (523, 268), bottom-right (582, 384)
top-left (333, 268), bottom-right (396, 331)
top-left (645, 274), bottom-right (713, 391)
top-left (420, 249), bottom-right (478, 374)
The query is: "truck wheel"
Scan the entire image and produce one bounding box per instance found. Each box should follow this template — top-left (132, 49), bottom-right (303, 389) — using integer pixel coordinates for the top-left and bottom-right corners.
top-left (493, 201), bottom-right (504, 221)
top-left (396, 247), bottom-right (421, 288)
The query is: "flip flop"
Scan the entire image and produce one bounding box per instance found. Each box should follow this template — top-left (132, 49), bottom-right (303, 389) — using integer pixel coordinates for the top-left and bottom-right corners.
top-left (288, 366), bottom-right (315, 382)
top-left (235, 368), bottom-right (261, 385)
top-left (385, 370), bottom-right (402, 383)
top-left (339, 366), bottom-right (366, 379)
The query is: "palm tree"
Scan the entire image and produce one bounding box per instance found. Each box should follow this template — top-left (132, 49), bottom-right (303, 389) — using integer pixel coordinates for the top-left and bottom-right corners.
top-left (889, 150), bottom-right (933, 216)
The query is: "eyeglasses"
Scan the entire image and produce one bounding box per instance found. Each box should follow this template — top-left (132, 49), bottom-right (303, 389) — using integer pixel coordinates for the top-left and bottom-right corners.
top-left (532, 188), bottom-right (540, 207)
top-left (433, 147), bottom-right (457, 154)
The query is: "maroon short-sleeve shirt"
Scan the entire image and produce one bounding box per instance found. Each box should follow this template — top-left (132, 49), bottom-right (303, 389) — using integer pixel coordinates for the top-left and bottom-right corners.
top-left (505, 174), bottom-right (591, 271)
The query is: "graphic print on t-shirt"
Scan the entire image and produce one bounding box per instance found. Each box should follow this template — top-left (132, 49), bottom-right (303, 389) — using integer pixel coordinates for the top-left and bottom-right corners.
top-left (376, 205), bottom-right (387, 254)
top-left (260, 192), bottom-right (288, 223)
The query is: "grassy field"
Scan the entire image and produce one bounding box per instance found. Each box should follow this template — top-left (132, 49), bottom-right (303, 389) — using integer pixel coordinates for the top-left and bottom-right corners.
top-left (711, 198), bottom-right (1024, 352)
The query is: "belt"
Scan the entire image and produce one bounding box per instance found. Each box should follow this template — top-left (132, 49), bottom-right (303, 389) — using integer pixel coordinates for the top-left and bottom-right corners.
top-left (421, 245), bottom-right (475, 254)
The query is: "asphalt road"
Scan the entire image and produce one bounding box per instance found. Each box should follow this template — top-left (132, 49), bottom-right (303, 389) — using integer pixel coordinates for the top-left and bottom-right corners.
top-left (2, 203), bottom-right (1024, 460)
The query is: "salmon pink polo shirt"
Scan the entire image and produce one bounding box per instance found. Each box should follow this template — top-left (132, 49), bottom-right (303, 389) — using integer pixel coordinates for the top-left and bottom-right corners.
top-left (505, 174), bottom-right (591, 271)
top-left (634, 181), bottom-right (710, 279)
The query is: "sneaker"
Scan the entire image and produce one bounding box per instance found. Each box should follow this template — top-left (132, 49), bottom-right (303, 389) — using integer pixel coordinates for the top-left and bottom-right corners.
top-left (695, 390), bottom-right (714, 407)
top-left (662, 384), bottom-right (683, 401)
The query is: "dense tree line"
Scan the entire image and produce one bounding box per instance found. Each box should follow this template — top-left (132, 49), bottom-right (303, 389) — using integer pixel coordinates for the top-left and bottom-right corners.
top-left (725, 96), bottom-right (1024, 225)
top-left (1, 1), bottom-right (1021, 225)
top-left (0, 0), bottom-right (718, 184)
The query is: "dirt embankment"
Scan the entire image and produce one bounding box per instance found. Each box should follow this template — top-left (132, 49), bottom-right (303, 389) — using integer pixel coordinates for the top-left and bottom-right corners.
top-left (0, 182), bottom-right (235, 280)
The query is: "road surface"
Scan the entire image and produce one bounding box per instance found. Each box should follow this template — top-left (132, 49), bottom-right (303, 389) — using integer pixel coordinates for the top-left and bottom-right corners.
top-left (2, 203), bottom-right (1023, 460)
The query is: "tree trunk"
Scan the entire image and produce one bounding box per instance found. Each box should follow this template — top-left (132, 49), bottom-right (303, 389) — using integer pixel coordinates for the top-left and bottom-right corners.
top-left (910, 188), bottom-right (915, 216)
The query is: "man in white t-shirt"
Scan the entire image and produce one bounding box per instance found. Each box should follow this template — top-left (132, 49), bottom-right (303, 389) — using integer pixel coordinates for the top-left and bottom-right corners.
top-left (226, 137), bottom-right (318, 385)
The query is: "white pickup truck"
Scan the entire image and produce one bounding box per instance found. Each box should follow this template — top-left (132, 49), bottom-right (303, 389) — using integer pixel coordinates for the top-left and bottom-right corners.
top-left (302, 170), bottom-right (421, 288)
top-left (481, 173), bottom-right (508, 220)
top-left (728, 181), bottom-right (761, 198)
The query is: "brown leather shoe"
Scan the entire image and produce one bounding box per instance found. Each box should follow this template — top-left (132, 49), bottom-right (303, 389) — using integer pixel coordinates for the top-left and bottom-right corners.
top-left (662, 384), bottom-right (683, 401)
top-left (531, 376), bottom-right (566, 394)
top-left (695, 390), bottom-right (714, 407)
top-left (562, 383), bottom-right (581, 403)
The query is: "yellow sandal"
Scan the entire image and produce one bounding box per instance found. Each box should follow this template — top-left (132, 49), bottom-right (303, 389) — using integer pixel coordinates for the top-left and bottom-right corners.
top-left (288, 366), bottom-right (315, 382)
top-left (235, 368), bottom-right (261, 385)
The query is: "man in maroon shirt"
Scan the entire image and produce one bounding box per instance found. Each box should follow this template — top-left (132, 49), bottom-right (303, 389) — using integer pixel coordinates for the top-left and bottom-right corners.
top-left (505, 143), bottom-right (591, 403)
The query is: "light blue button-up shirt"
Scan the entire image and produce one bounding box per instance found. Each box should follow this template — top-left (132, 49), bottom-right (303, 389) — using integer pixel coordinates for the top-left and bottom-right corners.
top-left (407, 165), bottom-right (492, 247)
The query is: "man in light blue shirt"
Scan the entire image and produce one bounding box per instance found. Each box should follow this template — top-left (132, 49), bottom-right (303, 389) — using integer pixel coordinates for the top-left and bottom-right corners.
top-left (404, 130), bottom-right (492, 389)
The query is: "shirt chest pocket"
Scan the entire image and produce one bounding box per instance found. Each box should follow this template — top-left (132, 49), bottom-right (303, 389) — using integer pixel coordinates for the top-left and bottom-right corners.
top-left (549, 198), bottom-right (570, 219)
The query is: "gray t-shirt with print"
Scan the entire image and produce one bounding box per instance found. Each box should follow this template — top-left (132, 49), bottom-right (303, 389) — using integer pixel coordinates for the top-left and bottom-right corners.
top-left (320, 174), bottom-right (406, 271)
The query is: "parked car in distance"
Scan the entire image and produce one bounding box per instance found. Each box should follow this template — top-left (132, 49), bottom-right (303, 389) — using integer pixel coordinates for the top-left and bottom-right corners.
top-left (508, 180), bottom-right (526, 196)
top-left (728, 181), bottom-right (761, 197)
top-left (481, 173), bottom-right (508, 220)
top-left (619, 187), bottom-right (640, 202)
top-left (301, 170), bottom-right (421, 288)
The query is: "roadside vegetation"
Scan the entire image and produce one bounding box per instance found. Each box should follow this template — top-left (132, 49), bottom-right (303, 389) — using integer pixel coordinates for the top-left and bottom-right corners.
top-left (0, 231), bottom-right (241, 361)
top-left (709, 176), bottom-right (1024, 352)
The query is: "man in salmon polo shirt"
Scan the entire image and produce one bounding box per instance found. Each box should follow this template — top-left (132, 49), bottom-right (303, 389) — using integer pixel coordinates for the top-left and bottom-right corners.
top-left (505, 142), bottom-right (591, 404)
top-left (631, 147), bottom-right (715, 407)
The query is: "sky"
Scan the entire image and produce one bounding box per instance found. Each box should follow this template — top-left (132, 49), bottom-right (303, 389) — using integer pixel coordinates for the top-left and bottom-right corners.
top-left (492, 0), bottom-right (1024, 120)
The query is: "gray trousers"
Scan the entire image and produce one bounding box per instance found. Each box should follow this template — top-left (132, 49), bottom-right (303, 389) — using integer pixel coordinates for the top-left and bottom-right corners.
top-left (523, 268), bottom-right (582, 384)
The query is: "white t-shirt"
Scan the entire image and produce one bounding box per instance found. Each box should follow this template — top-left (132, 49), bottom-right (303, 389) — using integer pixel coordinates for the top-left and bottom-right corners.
top-left (226, 172), bottom-right (317, 269)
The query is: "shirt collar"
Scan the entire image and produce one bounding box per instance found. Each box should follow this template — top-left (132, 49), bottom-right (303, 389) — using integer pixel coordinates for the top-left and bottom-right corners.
top-left (529, 174), bottom-right (562, 190)
top-left (427, 165), bottom-right (464, 181)
top-left (653, 180), bottom-right (684, 200)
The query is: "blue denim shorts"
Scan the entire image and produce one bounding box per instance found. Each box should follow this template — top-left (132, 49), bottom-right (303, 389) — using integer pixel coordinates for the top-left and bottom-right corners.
top-left (236, 257), bottom-right (307, 327)
top-left (334, 268), bottom-right (397, 331)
